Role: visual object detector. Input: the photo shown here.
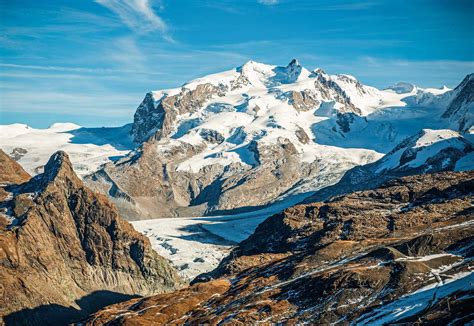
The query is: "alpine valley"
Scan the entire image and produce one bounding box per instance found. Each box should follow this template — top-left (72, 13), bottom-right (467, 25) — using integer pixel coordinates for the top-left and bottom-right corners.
top-left (0, 60), bottom-right (473, 325)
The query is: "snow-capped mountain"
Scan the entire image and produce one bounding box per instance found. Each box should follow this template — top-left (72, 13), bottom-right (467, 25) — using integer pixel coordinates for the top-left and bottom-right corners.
top-left (442, 73), bottom-right (474, 132)
top-left (0, 59), bottom-right (473, 324)
top-left (1, 60), bottom-right (471, 219)
top-left (80, 60), bottom-right (473, 219)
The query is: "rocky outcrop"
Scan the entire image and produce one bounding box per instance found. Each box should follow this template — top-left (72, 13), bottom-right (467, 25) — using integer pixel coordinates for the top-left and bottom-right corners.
top-left (86, 135), bottom-right (320, 219)
top-left (312, 69), bottom-right (361, 115)
top-left (131, 83), bottom-right (223, 143)
top-left (81, 171), bottom-right (474, 324)
top-left (0, 151), bottom-right (181, 325)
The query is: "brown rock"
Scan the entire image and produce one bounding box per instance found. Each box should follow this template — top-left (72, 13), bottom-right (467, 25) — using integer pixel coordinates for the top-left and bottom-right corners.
top-left (0, 151), bottom-right (182, 325)
top-left (0, 149), bottom-right (30, 185)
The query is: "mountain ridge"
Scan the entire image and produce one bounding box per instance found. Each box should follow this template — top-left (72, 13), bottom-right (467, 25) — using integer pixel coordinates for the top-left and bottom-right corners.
top-left (0, 150), bottom-right (182, 325)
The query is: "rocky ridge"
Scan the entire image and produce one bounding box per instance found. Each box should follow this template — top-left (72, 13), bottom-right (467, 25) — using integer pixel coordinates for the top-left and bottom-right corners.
top-left (0, 151), bottom-right (181, 325)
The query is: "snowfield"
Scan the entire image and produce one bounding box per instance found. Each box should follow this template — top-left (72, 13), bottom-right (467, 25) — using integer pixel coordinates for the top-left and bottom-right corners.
top-left (0, 123), bottom-right (134, 177)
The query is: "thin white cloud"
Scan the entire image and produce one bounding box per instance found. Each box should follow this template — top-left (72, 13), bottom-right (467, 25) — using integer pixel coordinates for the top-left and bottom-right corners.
top-left (258, 0), bottom-right (279, 5)
top-left (95, 0), bottom-right (168, 34)
top-left (0, 63), bottom-right (167, 76)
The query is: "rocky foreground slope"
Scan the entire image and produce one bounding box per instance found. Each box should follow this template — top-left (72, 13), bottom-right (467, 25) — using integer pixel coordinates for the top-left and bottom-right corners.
top-left (82, 171), bottom-right (473, 324)
top-left (0, 150), bottom-right (181, 325)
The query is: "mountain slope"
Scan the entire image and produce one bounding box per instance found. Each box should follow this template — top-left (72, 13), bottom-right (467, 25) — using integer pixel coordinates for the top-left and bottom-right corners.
top-left (0, 151), bottom-right (181, 325)
top-left (442, 73), bottom-right (474, 133)
top-left (0, 150), bottom-right (30, 185)
top-left (303, 128), bottom-right (473, 203)
top-left (81, 171), bottom-right (474, 324)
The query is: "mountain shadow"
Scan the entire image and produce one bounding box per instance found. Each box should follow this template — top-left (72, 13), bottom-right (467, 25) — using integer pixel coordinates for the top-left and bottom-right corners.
top-left (63, 124), bottom-right (135, 151)
top-left (4, 290), bottom-right (140, 326)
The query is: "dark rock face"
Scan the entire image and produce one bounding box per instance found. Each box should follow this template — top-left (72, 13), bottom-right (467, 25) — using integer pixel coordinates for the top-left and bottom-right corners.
top-left (8, 148), bottom-right (28, 161)
top-left (81, 171), bottom-right (473, 324)
top-left (131, 84), bottom-right (221, 143)
top-left (130, 92), bottom-right (161, 144)
top-left (0, 151), bottom-right (181, 325)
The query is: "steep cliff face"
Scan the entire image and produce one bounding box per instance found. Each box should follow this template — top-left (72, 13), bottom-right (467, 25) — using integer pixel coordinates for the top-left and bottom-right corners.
top-left (131, 83), bottom-right (222, 144)
top-left (0, 151), bottom-right (181, 325)
top-left (81, 171), bottom-right (473, 324)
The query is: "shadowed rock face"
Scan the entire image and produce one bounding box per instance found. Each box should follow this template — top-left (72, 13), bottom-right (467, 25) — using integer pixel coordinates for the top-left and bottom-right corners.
top-left (81, 171), bottom-right (473, 324)
top-left (0, 151), bottom-right (181, 325)
top-left (131, 83), bottom-right (223, 144)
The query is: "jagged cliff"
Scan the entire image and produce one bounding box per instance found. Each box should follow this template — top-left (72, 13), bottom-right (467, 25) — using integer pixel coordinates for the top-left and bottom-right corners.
top-left (0, 151), bottom-right (181, 325)
top-left (81, 171), bottom-right (473, 324)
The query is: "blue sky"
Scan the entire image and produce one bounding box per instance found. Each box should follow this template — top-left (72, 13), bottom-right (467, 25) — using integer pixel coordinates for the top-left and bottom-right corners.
top-left (1, 0), bottom-right (473, 128)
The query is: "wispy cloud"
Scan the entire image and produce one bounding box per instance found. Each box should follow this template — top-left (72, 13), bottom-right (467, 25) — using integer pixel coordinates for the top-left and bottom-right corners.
top-left (0, 62), bottom-right (167, 76)
top-left (95, 0), bottom-right (169, 36)
top-left (258, 0), bottom-right (279, 5)
top-left (282, 1), bottom-right (379, 12)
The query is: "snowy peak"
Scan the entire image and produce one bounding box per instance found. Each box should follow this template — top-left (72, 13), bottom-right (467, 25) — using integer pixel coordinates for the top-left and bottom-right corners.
top-left (280, 58), bottom-right (303, 83)
top-left (130, 59), bottom-right (368, 144)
